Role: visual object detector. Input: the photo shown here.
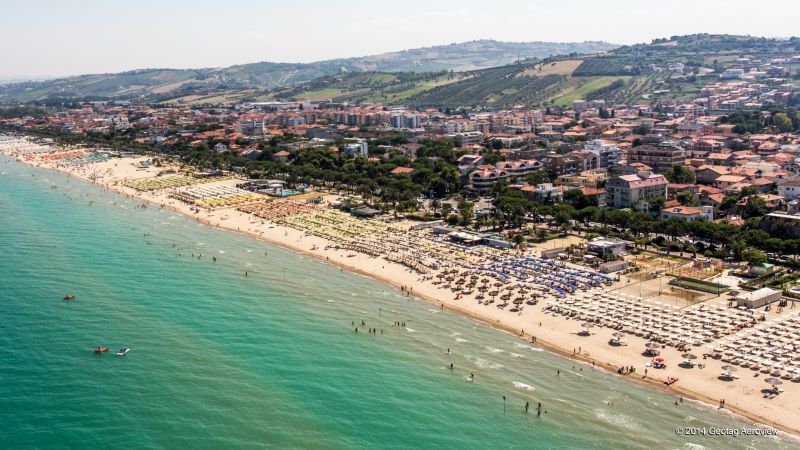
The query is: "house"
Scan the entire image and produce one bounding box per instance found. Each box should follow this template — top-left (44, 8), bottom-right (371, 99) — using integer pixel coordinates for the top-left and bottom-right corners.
top-left (660, 206), bottom-right (714, 222)
top-left (749, 262), bottom-right (779, 277)
top-left (390, 167), bottom-right (415, 176)
top-left (457, 154), bottom-right (484, 167)
top-left (695, 166), bottom-right (729, 185)
top-left (714, 174), bottom-right (747, 190)
top-left (212, 143), bottom-right (228, 154)
top-left (705, 152), bottom-right (736, 166)
top-left (777, 180), bottom-right (800, 199)
top-left (273, 150), bottom-right (290, 163)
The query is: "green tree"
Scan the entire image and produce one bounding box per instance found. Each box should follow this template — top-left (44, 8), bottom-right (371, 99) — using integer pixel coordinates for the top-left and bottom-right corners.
top-left (773, 112), bottom-right (793, 133)
top-left (457, 200), bottom-right (474, 227)
top-left (741, 247), bottom-right (767, 265)
top-left (676, 190), bottom-right (699, 206)
top-left (664, 164), bottom-right (696, 184)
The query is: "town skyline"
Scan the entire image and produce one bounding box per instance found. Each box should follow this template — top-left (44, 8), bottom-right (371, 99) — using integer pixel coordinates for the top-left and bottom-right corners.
top-left (2, 0), bottom-right (799, 78)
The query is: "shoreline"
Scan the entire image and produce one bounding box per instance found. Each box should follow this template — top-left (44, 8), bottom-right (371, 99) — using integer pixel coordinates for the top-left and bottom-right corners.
top-left (4, 150), bottom-right (800, 440)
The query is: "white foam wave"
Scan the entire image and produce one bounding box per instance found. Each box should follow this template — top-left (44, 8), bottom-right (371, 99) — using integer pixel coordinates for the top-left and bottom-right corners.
top-left (512, 381), bottom-right (535, 391)
top-left (473, 358), bottom-right (503, 369)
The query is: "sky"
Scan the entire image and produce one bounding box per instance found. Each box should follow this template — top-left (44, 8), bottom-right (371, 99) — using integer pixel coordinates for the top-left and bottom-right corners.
top-left (2, 0), bottom-right (798, 78)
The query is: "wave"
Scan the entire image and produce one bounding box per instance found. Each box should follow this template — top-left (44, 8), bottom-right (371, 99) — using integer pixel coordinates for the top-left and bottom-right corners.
top-left (473, 358), bottom-right (504, 369)
top-left (512, 381), bottom-right (535, 391)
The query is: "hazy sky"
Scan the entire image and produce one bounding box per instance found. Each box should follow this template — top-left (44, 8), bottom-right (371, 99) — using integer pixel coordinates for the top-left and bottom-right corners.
top-left (2, 0), bottom-right (798, 78)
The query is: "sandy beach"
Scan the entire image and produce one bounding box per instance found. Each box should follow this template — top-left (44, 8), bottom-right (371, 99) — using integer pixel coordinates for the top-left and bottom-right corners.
top-left (3, 138), bottom-right (798, 439)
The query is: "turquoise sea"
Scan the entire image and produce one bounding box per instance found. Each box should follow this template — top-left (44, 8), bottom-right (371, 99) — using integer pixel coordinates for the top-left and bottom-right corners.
top-left (0, 156), bottom-right (795, 449)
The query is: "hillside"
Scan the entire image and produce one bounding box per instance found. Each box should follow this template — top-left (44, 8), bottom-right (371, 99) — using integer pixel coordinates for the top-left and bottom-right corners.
top-left (228, 34), bottom-right (800, 109)
top-left (0, 40), bottom-right (617, 102)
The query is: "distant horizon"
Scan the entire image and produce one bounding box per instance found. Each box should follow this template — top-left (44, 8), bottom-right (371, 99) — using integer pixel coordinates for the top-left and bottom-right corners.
top-left (2, 34), bottom-right (797, 83)
top-left (2, 0), bottom-right (799, 79)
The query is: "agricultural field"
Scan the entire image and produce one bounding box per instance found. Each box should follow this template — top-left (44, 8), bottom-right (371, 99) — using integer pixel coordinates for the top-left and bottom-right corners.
top-left (550, 76), bottom-right (631, 105)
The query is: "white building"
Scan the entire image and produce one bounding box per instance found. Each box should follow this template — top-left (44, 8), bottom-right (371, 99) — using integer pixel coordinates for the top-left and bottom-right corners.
top-left (660, 206), bottom-right (714, 222)
top-left (584, 140), bottom-right (621, 168)
top-left (236, 120), bottom-right (265, 136)
top-left (344, 141), bottom-right (369, 157)
top-left (734, 287), bottom-right (782, 309)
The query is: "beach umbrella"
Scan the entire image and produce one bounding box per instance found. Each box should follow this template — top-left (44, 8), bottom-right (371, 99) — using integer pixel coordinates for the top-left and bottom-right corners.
top-left (764, 377), bottom-right (783, 386)
top-left (681, 353), bottom-right (697, 360)
top-left (654, 357), bottom-right (665, 362)
top-left (645, 342), bottom-right (660, 349)
top-left (581, 322), bottom-right (595, 329)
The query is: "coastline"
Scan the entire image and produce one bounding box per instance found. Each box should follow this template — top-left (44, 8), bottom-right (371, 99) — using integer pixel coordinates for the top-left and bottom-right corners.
top-left (6, 150), bottom-right (800, 440)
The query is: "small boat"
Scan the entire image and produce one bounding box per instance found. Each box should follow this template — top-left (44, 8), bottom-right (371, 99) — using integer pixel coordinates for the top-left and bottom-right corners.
top-left (116, 348), bottom-right (130, 357)
top-left (664, 376), bottom-right (679, 385)
top-left (63, 295), bottom-right (76, 300)
top-left (94, 347), bottom-right (109, 353)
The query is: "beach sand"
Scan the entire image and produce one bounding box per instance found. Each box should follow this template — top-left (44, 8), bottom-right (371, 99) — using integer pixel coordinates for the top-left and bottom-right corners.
top-left (12, 150), bottom-right (800, 438)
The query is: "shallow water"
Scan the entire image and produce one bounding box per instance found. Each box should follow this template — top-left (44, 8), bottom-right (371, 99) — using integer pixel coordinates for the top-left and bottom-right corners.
top-left (0, 156), bottom-right (794, 449)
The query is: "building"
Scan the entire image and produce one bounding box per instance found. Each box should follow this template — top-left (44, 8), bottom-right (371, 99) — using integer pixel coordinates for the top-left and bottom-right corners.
top-left (777, 180), bottom-right (800, 199)
top-left (236, 120), bottom-right (265, 136)
top-left (626, 143), bottom-right (686, 173)
top-left (390, 113), bottom-right (420, 129)
top-left (585, 237), bottom-right (629, 256)
top-left (734, 287), bottom-right (782, 309)
top-left (495, 159), bottom-right (542, 179)
top-left (445, 131), bottom-right (483, 146)
top-left (343, 140), bottom-right (369, 157)
top-left (469, 168), bottom-right (508, 192)
top-left (605, 171), bottom-right (668, 209)
top-left (660, 206), bottom-right (714, 222)
top-left (761, 212), bottom-right (800, 237)
top-left (584, 139), bottom-right (621, 168)
top-left (720, 68), bottom-right (745, 79)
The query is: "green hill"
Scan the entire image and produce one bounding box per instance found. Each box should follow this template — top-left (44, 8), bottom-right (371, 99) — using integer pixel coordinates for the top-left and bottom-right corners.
top-left (0, 40), bottom-right (617, 103)
top-left (252, 34), bottom-right (800, 109)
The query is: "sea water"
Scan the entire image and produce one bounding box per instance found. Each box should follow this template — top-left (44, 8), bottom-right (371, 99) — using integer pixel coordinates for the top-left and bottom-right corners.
top-left (0, 157), bottom-right (794, 449)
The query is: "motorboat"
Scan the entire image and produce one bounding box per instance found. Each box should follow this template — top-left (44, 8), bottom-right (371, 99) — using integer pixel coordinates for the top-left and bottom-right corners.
top-left (94, 347), bottom-right (109, 353)
top-left (116, 348), bottom-right (130, 357)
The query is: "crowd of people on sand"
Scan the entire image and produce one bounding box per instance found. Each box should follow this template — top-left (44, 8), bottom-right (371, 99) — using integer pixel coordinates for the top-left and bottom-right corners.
top-left (0, 136), bottom-right (52, 155)
top-left (122, 175), bottom-right (223, 192)
top-left (171, 185), bottom-right (264, 208)
top-left (238, 200), bottom-right (313, 221)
